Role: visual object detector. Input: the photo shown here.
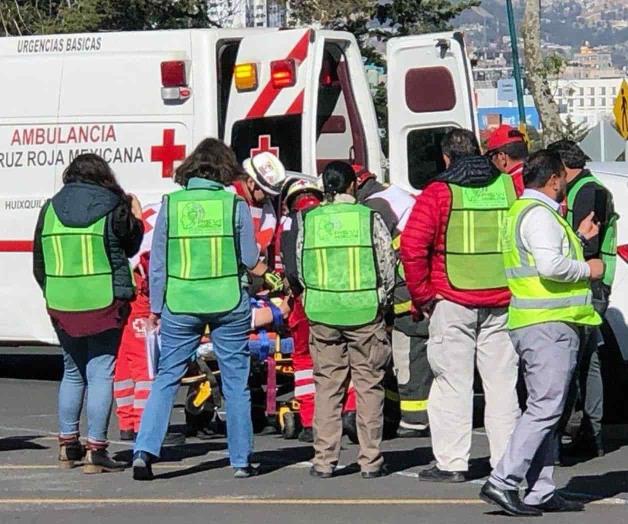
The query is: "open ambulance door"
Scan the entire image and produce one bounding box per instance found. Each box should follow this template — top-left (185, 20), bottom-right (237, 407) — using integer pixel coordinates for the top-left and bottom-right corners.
top-left (386, 32), bottom-right (478, 192)
top-left (223, 29), bottom-right (382, 179)
top-left (224, 29), bottom-right (318, 174)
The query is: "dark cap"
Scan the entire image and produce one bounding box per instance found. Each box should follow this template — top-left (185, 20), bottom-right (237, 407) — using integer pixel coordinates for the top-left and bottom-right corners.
top-left (546, 139), bottom-right (591, 169)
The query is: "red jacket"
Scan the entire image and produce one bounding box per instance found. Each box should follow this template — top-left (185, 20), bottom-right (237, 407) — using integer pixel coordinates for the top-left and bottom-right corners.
top-left (400, 157), bottom-right (514, 309)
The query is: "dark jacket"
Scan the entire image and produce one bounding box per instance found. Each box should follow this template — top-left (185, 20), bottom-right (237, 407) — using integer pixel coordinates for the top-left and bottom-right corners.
top-left (33, 182), bottom-right (144, 301)
top-left (567, 168), bottom-right (615, 302)
top-left (401, 156), bottom-right (511, 308)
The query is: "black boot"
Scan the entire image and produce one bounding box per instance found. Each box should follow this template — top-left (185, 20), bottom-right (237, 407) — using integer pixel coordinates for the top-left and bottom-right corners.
top-left (298, 427), bottom-right (314, 443)
top-left (83, 448), bottom-right (126, 474)
top-left (58, 439), bottom-right (85, 469)
top-left (132, 451), bottom-right (154, 481)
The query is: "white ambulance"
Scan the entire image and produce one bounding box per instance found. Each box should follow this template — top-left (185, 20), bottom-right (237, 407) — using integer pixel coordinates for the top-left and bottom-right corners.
top-left (0, 27), bottom-right (486, 344)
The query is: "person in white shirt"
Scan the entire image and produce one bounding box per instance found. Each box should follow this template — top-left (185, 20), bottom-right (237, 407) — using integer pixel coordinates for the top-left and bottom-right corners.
top-left (480, 150), bottom-right (603, 516)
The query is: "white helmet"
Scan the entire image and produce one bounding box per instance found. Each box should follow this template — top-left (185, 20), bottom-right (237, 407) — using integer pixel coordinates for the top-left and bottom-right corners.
top-left (284, 178), bottom-right (323, 208)
top-left (242, 152), bottom-right (287, 196)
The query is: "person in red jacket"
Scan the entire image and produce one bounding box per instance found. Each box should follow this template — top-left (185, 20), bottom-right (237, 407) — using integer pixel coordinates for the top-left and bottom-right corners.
top-left (400, 129), bottom-right (520, 483)
top-left (486, 124), bottom-right (528, 195)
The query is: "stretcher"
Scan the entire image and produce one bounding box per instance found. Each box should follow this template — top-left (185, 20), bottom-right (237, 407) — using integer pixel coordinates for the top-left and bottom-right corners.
top-left (182, 296), bottom-right (303, 440)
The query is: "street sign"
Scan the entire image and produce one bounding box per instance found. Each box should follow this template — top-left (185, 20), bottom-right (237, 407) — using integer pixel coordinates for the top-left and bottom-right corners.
top-left (497, 79), bottom-right (517, 102)
top-left (580, 120), bottom-right (626, 162)
top-left (613, 79), bottom-right (628, 140)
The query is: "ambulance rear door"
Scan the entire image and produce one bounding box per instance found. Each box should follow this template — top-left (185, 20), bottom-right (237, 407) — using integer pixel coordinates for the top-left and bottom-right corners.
top-left (386, 32), bottom-right (478, 192)
top-left (224, 29), bottom-right (317, 173)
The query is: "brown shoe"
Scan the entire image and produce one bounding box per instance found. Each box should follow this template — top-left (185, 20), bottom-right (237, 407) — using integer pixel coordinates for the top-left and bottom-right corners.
top-left (58, 439), bottom-right (85, 469)
top-left (83, 448), bottom-right (126, 474)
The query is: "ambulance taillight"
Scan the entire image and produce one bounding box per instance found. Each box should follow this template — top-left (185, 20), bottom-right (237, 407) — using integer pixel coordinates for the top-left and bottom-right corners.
top-left (234, 63), bottom-right (258, 92)
top-left (160, 60), bottom-right (191, 102)
top-left (270, 59), bottom-right (297, 89)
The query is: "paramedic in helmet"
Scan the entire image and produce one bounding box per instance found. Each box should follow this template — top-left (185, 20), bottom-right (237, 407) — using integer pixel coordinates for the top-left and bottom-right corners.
top-left (132, 138), bottom-right (261, 480)
top-left (230, 151), bottom-right (287, 292)
top-left (32, 153), bottom-right (144, 473)
top-left (351, 162), bottom-right (432, 438)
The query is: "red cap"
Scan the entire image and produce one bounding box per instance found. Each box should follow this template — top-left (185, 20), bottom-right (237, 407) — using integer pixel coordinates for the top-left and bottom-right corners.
top-left (486, 124), bottom-right (525, 153)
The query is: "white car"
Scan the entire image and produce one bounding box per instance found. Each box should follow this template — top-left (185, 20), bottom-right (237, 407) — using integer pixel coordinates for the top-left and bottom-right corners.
top-left (588, 162), bottom-right (628, 422)
top-left (588, 162), bottom-right (628, 358)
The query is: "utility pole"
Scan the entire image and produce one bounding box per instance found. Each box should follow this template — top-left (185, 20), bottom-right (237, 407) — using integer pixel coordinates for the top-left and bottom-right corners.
top-left (506, 0), bottom-right (527, 136)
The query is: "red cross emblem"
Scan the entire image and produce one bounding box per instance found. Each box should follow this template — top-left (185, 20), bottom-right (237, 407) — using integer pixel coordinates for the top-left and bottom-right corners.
top-left (151, 129), bottom-right (186, 178)
top-left (141, 208), bottom-right (157, 233)
top-left (250, 134), bottom-right (279, 158)
top-left (132, 318), bottom-right (147, 337)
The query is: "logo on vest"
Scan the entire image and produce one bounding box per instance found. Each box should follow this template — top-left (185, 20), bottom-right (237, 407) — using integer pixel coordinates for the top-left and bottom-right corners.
top-left (461, 185), bottom-right (509, 209)
top-left (180, 202), bottom-right (223, 234)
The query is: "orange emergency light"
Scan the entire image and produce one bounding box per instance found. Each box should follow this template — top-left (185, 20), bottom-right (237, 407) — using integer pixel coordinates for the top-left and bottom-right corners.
top-left (234, 63), bottom-right (258, 92)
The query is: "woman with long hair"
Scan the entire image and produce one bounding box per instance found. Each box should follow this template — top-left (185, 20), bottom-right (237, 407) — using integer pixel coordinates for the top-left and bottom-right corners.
top-left (33, 153), bottom-right (144, 473)
top-left (132, 138), bottom-right (261, 480)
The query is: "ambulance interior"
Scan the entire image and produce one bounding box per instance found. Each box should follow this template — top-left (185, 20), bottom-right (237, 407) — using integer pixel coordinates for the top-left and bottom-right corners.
top-left (314, 43), bottom-right (367, 174)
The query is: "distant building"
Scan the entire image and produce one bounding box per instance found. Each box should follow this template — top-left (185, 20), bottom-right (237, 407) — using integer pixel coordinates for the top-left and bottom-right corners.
top-left (207, 0), bottom-right (287, 28)
top-left (553, 77), bottom-right (626, 127)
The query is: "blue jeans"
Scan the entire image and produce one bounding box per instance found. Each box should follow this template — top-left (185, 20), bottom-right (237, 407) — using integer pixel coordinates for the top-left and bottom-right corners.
top-left (56, 328), bottom-right (122, 443)
top-left (134, 294), bottom-right (253, 468)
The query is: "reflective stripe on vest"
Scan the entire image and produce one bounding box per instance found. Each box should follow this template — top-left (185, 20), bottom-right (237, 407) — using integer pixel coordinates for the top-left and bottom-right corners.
top-left (566, 173), bottom-right (617, 287)
top-left (41, 204), bottom-right (114, 312)
top-left (503, 199), bottom-right (601, 329)
top-left (300, 202), bottom-right (379, 327)
top-left (166, 188), bottom-right (241, 315)
top-left (445, 174), bottom-right (516, 290)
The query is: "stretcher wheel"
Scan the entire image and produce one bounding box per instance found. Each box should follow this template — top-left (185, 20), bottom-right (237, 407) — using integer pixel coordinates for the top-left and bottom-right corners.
top-left (281, 411), bottom-right (300, 440)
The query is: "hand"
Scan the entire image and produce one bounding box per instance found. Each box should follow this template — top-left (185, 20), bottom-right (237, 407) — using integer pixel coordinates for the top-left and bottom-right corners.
top-left (587, 259), bottom-right (604, 281)
top-left (146, 313), bottom-right (161, 333)
top-left (577, 212), bottom-right (600, 241)
top-left (279, 296), bottom-right (291, 319)
top-left (128, 193), bottom-right (143, 221)
top-left (264, 271), bottom-right (284, 293)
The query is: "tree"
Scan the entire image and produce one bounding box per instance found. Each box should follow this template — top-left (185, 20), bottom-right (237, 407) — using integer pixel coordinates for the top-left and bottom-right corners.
top-left (521, 0), bottom-right (563, 144)
top-left (561, 115), bottom-right (590, 143)
top-left (0, 1), bottom-right (234, 36)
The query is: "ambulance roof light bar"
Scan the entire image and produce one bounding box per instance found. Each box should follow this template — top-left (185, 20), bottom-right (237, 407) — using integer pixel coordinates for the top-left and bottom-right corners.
top-left (271, 59), bottom-right (296, 89)
top-left (161, 60), bottom-right (191, 102)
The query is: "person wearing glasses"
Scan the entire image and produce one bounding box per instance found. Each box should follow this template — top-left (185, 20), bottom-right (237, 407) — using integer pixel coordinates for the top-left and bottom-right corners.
top-left (485, 124), bottom-right (529, 196)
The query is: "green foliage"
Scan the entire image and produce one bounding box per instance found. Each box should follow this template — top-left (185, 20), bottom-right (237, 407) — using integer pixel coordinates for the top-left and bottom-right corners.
top-left (561, 115), bottom-right (590, 143)
top-left (0, 1), bottom-right (214, 36)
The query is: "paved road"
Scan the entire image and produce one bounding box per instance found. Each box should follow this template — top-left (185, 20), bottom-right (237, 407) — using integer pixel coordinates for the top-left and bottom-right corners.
top-left (0, 376), bottom-right (627, 524)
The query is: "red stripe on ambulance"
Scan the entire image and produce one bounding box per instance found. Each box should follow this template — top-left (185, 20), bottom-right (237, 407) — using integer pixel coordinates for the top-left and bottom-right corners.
top-left (246, 31), bottom-right (311, 120)
top-left (0, 241), bottom-right (33, 252)
top-left (285, 90), bottom-right (305, 115)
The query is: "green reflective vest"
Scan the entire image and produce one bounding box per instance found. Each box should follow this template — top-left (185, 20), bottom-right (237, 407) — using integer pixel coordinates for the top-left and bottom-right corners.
top-left (445, 174), bottom-right (516, 290)
top-left (166, 188), bottom-right (241, 315)
top-left (566, 173), bottom-right (617, 287)
top-left (300, 202), bottom-right (379, 327)
top-left (41, 204), bottom-right (114, 312)
top-left (503, 199), bottom-right (601, 330)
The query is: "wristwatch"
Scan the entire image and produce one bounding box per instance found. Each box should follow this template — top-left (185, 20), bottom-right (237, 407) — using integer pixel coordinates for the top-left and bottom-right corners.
top-left (576, 231), bottom-right (589, 247)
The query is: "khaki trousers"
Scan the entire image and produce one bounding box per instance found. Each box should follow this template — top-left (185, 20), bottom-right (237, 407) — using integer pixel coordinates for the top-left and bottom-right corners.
top-left (310, 317), bottom-right (391, 473)
top-left (427, 300), bottom-right (520, 472)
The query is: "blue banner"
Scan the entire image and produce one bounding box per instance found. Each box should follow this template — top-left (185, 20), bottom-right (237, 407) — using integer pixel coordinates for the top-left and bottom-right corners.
top-left (478, 107), bottom-right (540, 130)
